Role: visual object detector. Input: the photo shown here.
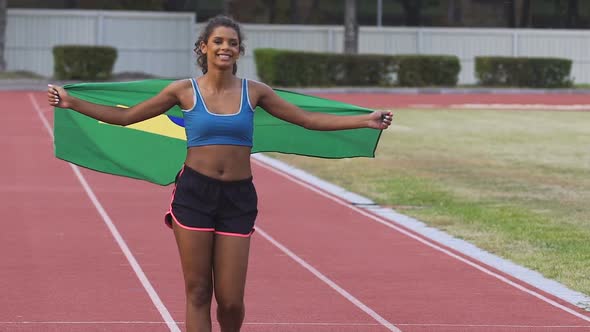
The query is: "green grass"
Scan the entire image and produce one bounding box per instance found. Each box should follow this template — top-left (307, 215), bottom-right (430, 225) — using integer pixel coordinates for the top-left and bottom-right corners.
top-left (268, 109), bottom-right (590, 297)
top-left (456, 84), bottom-right (590, 89)
top-left (0, 70), bottom-right (45, 79)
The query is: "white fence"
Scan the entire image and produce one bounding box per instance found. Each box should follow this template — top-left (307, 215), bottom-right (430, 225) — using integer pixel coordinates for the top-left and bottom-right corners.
top-left (6, 9), bottom-right (590, 84)
top-left (6, 9), bottom-right (195, 78)
top-left (238, 25), bottom-right (590, 84)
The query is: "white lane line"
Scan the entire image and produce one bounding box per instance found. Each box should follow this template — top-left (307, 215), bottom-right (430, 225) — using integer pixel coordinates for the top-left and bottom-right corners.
top-left (2, 321), bottom-right (589, 329)
top-left (247, 323), bottom-right (590, 328)
top-left (0, 322), bottom-right (177, 324)
top-left (28, 94), bottom-right (181, 332)
top-left (255, 227), bottom-right (401, 332)
top-left (254, 155), bottom-right (590, 312)
top-left (394, 324), bottom-right (590, 328)
top-left (252, 156), bottom-right (590, 323)
top-left (401, 104), bottom-right (590, 111)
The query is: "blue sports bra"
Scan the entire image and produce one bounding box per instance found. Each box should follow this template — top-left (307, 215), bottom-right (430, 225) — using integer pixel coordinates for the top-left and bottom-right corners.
top-left (182, 78), bottom-right (254, 148)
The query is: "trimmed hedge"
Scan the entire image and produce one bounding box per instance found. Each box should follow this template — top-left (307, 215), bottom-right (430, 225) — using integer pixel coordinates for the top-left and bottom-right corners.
top-left (254, 49), bottom-right (460, 87)
top-left (396, 55), bottom-right (461, 86)
top-left (53, 45), bottom-right (117, 80)
top-left (397, 55), bottom-right (460, 87)
top-left (475, 56), bottom-right (573, 88)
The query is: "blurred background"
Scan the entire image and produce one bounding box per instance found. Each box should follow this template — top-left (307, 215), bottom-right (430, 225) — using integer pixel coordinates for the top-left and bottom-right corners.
top-left (5, 0), bottom-right (590, 28)
top-left (1, 0), bottom-right (589, 83)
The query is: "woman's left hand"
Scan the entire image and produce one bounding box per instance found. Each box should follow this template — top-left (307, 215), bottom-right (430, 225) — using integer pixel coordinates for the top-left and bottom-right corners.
top-left (368, 111), bottom-right (393, 130)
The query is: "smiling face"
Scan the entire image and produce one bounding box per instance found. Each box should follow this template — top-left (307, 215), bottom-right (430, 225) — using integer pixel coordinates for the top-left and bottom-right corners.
top-left (200, 26), bottom-right (241, 72)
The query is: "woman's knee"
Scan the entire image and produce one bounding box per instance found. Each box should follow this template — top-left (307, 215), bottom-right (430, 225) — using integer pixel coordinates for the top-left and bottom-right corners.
top-left (217, 300), bottom-right (245, 318)
top-left (185, 280), bottom-right (213, 308)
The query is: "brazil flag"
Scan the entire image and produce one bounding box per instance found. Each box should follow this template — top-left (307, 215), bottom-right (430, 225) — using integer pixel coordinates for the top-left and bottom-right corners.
top-left (54, 79), bottom-right (382, 185)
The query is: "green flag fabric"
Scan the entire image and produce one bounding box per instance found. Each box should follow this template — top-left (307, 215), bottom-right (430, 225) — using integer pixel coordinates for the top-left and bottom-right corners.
top-left (54, 79), bottom-right (382, 185)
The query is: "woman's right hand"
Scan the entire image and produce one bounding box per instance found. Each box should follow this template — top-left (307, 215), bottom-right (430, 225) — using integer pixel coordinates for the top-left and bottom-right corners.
top-left (47, 84), bottom-right (71, 109)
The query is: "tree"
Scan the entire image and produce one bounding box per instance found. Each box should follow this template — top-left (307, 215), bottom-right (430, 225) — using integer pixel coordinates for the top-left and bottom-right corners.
top-left (0, 0), bottom-right (6, 71)
top-left (343, 0), bottom-right (357, 54)
top-left (263, 0), bottom-right (277, 23)
top-left (163, 0), bottom-right (191, 11)
top-left (65, 0), bottom-right (80, 8)
top-left (446, 0), bottom-right (461, 25)
top-left (301, 0), bottom-right (320, 24)
top-left (399, 0), bottom-right (423, 26)
top-left (289, 0), bottom-right (300, 24)
top-left (222, 0), bottom-right (232, 16)
top-left (565, 0), bottom-right (579, 28)
top-left (507, 0), bottom-right (532, 28)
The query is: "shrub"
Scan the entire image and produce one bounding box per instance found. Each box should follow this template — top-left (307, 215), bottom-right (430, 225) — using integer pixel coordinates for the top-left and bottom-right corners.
top-left (254, 49), bottom-right (460, 87)
top-left (475, 56), bottom-right (573, 88)
top-left (396, 55), bottom-right (461, 87)
top-left (254, 49), bottom-right (397, 87)
top-left (53, 45), bottom-right (117, 80)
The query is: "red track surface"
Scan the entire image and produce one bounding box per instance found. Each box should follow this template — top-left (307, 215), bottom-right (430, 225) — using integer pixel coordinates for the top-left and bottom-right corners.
top-left (2, 91), bottom-right (589, 331)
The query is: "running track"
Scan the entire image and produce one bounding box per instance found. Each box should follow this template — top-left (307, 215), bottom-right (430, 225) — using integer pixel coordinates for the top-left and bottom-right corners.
top-left (2, 91), bottom-right (590, 332)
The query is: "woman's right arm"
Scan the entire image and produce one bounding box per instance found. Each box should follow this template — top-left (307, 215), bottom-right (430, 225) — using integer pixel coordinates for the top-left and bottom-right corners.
top-left (48, 80), bottom-right (185, 126)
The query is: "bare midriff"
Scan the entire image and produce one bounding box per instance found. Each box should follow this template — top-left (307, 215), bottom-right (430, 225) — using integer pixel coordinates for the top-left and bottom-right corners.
top-left (185, 145), bottom-right (252, 181)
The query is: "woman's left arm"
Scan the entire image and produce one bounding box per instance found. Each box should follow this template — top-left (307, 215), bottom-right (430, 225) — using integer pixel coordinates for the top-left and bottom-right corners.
top-left (254, 82), bottom-right (393, 130)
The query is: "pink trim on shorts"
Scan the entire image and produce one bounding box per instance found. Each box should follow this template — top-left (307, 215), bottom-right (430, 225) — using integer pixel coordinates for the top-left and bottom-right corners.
top-left (215, 229), bottom-right (255, 238)
top-left (171, 211), bottom-right (215, 232)
top-left (165, 166), bottom-right (185, 229)
top-left (164, 165), bottom-right (255, 236)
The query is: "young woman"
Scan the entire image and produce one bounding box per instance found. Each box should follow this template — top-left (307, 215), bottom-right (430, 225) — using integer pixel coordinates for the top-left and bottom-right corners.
top-left (48, 15), bottom-right (393, 332)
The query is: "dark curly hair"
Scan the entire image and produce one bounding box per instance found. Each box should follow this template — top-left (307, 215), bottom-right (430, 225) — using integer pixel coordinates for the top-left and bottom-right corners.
top-left (194, 15), bottom-right (245, 75)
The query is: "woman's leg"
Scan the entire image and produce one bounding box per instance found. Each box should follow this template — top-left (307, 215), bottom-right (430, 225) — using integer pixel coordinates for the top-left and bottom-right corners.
top-left (173, 224), bottom-right (215, 332)
top-left (213, 234), bottom-right (251, 332)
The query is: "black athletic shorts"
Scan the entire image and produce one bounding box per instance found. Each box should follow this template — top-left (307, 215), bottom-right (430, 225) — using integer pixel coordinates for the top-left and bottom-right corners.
top-left (164, 165), bottom-right (258, 237)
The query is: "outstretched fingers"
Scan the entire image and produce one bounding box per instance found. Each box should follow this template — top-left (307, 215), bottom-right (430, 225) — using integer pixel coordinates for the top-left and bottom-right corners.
top-left (47, 84), bottom-right (62, 107)
top-left (380, 111), bottom-right (393, 129)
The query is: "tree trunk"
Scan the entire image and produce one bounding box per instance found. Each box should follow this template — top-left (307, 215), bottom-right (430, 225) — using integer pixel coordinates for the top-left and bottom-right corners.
top-left (512, 0), bottom-right (532, 27)
top-left (458, 0), bottom-right (474, 26)
top-left (163, 0), bottom-right (188, 11)
top-left (193, 0), bottom-right (198, 22)
top-left (0, 0), bottom-right (6, 72)
top-left (520, 0), bottom-right (532, 27)
top-left (65, 0), bottom-right (80, 8)
top-left (507, 0), bottom-right (531, 28)
top-left (265, 0), bottom-right (277, 23)
top-left (566, 0), bottom-right (578, 28)
top-left (343, 0), bottom-right (358, 54)
top-left (302, 0), bottom-right (320, 24)
top-left (290, 0), bottom-right (300, 24)
top-left (514, 0), bottom-right (522, 27)
top-left (553, 0), bottom-right (563, 28)
top-left (222, 0), bottom-right (232, 16)
top-left (447, 0), bottom-right (458, 25)
top-left (400, 0), bottom-right (422, 26)
top-left (506, 0), bottom-right (514, 27)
